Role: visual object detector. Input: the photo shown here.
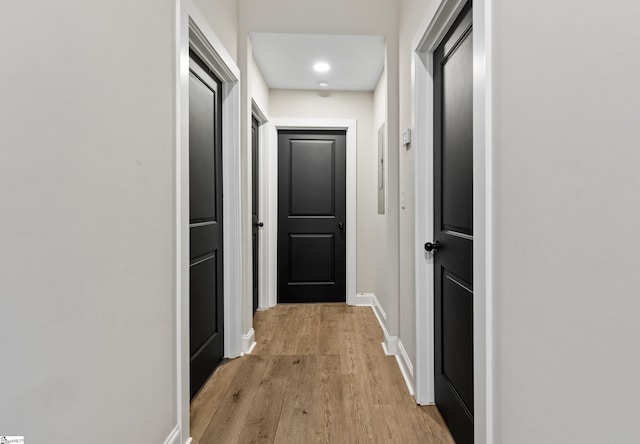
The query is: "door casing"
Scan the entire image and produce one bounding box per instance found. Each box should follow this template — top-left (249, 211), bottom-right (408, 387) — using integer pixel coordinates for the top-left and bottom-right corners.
top-left (266, 119), bottom-right (359, 308)
top-left (252, 100), bottom-right (269, 312)
top-left (176, 3), bottom-right (243, 442)
top-left (411, 0), bottom-right (494, 443)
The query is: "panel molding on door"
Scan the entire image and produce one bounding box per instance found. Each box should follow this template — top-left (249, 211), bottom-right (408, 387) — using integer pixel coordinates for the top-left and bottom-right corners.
top-left (277, 130), bottom-right (346, 303)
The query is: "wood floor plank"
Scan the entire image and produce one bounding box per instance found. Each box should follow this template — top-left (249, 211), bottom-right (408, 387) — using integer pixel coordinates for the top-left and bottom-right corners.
top-left (419, 405), bottom-right (457, 443)
top-left (293, 304), bottom-right (321, 355)
top-left (190, 304), bottom-right (454, 444)
top-left (198, 356), bottom-right (274, 444)
top-left (343, 374), bottom-right (389, 444)
top-left (272, 355), bottom-right (317, 443)
top-left (235, 355), bottom-right (291, 444)
top-left (190, 357), bottom-right (246, 441)
top-left (318, 304), bottom-right (344, 355)
top-left (312, 355), bottom-right (345, 443)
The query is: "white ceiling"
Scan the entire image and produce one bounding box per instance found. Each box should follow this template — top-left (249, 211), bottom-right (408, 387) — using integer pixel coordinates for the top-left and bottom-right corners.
top-left (250, 33), bottom-right (385, 91)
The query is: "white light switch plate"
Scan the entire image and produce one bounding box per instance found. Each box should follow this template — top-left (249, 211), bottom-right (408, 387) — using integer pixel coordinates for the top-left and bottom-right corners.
top-left (403, 129), bottom-right (411, 146)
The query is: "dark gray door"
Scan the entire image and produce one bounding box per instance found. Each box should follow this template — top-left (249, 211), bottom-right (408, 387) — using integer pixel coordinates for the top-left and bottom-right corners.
top-left (431, 3), bottom-right (474, 443)
top-left (189, 51), bottom-right (224, 399)
top-left (252, 116), bottom-right (261, 313)
top-left (277, 130), bottom-right (346, 303)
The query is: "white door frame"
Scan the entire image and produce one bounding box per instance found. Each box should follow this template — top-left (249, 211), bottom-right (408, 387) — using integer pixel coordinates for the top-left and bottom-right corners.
top-left (412, 0), bottom-right (494, 443)
top-left (251, 100), bottom-right (270, 311)
top-left (175, 1), bottom-right (243, 442)
top-left (267, 119), bottom-right (357, 307)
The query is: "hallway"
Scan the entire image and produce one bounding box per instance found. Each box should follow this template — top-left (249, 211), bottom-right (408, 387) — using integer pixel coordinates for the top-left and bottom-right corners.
top-left (190, 304), bottom-right (454, 443)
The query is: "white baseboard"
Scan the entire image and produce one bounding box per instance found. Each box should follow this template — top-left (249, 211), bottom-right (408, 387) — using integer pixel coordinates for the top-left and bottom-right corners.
top-left (347, 294), bottom-right (415, 397)
top-left (242, 328), bottom-right (256, 355)
top-left (370, 293), bottom-right (387, 324)
top-left (364, 297), bottom-right (415, 399)
top-left (381, 330), bottom-right (398, 356)
top-left (366, 294), bottom-right (396, 355)
top-left (163, 425), bottom-right (181, 444)
top-left (395, 338), bottom-right (415, 396)
top-left (184, 439), bottom-right (192, 444)
top-left (350, 292), bottom-right (375, 306)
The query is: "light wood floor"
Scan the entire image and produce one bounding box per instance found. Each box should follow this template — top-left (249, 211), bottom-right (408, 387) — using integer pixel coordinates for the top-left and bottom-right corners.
top-left (191, 303), bottom-right (454, 444)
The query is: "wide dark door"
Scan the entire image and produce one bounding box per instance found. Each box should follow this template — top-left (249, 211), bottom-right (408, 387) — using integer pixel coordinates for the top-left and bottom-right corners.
top-left (431, 3), bottom-right (474, 443)
top-left (252, 116), bottom-right (261, 313)
top-left (189, 51), bottom-right (224, 399)
top-left (277, 130), bottom-right (346, 303)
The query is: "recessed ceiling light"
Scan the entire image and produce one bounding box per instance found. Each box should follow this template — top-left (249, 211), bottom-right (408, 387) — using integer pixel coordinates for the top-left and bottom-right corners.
top-left (313, 62), bottom-right (330, 72)
top-left (318, 82), bottom-right (329, 88)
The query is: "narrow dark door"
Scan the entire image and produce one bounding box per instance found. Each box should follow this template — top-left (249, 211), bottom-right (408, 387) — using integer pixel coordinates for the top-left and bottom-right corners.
top-left (252, 116), bottom-right (260, 313)
top-left (432, 3), bottom-right (474, 443)
top-left (189, 51), bottom-right (224, 399)
top-left (277, 130), bottom-right (346, 303)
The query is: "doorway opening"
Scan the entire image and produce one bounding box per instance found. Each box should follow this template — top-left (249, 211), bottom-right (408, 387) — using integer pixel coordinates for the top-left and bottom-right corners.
top-left (276, 129), bottom-right (347, 303)
top-left (252, 99), bottom-right (269, 313)
top-left (267, 119), bottom-right (358, 307)
top-left (252, 115), bottom-right (261, 313)
top-left (412, 0), bottom-right (493, 442)
top-left (176, 7), bottom-right (243, 441)
top-left (188, 49), bottom-right (225, 399)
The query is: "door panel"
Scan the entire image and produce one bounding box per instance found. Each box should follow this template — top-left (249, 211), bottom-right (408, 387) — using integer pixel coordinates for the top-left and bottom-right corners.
top-left (433, 3), bottom-right (474, 443)
top-left (189, 75), bottom-right (217, 222)
top-left (289, 234), bottom-right (335, 282)
top-left (290, 140), bottom-right (335, 215)
top-left (189, 255), bottom-right (218, 355)
top-left (442, 272), bottom-right (474, 410)
top-left (442, 25), bottom-right (474, 234)
top-left (189, 51), bottom-right (224, 399)
top-left (278, 130), bottom-right (346, 303)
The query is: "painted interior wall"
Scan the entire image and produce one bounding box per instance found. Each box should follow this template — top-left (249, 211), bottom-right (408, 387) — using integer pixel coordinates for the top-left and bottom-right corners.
top-left (0, 1), bottom-right (176, 443)
top-left (239, 0), bottom-right (400, 340)
top-left (397, 0), bottom-right (436, 368)
top-left (492, 1), bottom-right (640, 442)
top-left (193, 0), bottom-right (239, 62)
top-left (270, 89), bottom-right (378, 295)
top-left (239, 40), bottom-right (271, 335)
top-left (249, 47), bottom-right (270, 115)
top-left (373, 68), bottom-right (392, 318)
top-left (374, 68), bottom-right (387, 150)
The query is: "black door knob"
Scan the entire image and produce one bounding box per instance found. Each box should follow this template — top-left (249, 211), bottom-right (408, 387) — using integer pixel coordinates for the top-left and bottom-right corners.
top-left (424, 241), bottom-right (440, 252)
top-left (257, 222), bottom-right (264, 227)
top-left (338, 222), bottom-right (345, 230)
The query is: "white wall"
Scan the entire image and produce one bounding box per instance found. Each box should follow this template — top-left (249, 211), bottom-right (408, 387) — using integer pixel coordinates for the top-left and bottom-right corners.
top-left (240, 0), bottom-right (395, 35)
top-left (374, 68), bottom-right (387, 134)
top-left (249, 47), bottom-right (270, 116)
top-left (492, 1), bottom-right (640, 442)
top-left (270, 90), bottom-right (378, 295)
top-left (373, 68), bottom-right (392, 315)
top-left (397, 0), bottom-right (435, 368)
top-left (193, 0), bottom-right (239, 62)
top-left (240, 39), bottom-right (270, 334)
top-left (0, 1), bottom-right (176, 443)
